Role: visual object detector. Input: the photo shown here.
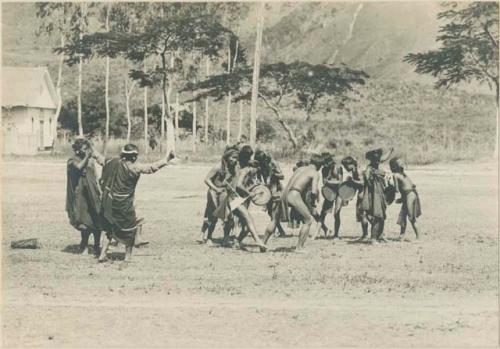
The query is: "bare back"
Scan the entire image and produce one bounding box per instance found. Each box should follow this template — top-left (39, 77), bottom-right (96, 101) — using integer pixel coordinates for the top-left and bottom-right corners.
top-left (285, 165), bottom-right (319, 195)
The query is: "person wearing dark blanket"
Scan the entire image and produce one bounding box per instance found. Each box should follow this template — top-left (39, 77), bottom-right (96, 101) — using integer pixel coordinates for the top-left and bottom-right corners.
top-left (92, 144), bottom-right (177, 262)
top-left (390, 157), bottom-right (422, 241)
top-left (66, 138), bottom-right (102, 256)
top-left (361, 147), bottom-right (393, 244)
top-left (263, 154), bottom-right (327, 253)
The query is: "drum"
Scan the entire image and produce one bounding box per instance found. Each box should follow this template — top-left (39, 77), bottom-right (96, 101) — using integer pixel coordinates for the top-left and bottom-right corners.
top-left (250, 184), bottom-right (272, 206)
top-left (384, 185), bottom-right (396, 205)
top-left (321, 186), bottom-right (336, 202)
top-left (338, 181), bottom-right (357, 202)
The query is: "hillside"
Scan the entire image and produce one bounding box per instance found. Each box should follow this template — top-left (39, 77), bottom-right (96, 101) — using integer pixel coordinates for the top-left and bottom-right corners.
top-left (1, 2), bottom-right (497, 164)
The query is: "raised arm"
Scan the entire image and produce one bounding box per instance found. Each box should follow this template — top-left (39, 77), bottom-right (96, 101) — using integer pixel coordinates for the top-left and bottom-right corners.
top-left (89, 145), bottom-right (106, 167)
top-left (131, 151), bottom-right (176, 175)
top-left (380, 147), bottom-right (394, 162)
top-left (69, 150), bottom-right (92, 171)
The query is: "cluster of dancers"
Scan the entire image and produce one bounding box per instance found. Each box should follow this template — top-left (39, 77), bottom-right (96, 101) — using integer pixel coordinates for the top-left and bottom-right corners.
top-left (200, 142), bottom-right (422, 253)
top-left (65, 136), bottom-right (422, 262)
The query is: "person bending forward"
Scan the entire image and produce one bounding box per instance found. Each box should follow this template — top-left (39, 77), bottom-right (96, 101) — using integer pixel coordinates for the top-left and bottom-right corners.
top-left (263, 154), bottom-right (327, 253)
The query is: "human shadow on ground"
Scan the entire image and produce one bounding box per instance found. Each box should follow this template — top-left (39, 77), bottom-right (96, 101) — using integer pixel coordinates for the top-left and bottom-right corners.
top-left (61, 244), bottom-right (99, 255)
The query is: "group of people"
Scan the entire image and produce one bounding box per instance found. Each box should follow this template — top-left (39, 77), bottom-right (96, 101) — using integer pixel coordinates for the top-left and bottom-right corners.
top-left (66, 135), bottom-right (422, 262)
top-left (200, 143), bottom-right (422, 253)
top-left (66, 138), bottom-right (177, 262)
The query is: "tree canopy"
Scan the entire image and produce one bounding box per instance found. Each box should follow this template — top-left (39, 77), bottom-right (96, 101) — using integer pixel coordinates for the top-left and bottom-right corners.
top-left (186, 61), bottom-right (368, 147)
top-left (404, 2), bottom-right (499, 102)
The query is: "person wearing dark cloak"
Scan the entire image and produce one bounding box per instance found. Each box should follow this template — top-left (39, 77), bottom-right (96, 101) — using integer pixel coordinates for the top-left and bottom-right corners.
top-left (66, 138), bottom-right (102, 256)
top-left (361, 147), bottom-right (393, 243)
top-left (92, 144), bottom-right (177, 262)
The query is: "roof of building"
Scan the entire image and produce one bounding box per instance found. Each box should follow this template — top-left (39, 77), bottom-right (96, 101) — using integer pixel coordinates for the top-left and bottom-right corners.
top-left (2, 67), bottom-right (59, 109)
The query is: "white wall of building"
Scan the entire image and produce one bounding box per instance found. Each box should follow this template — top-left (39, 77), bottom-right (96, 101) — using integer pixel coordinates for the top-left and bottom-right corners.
top-left (2, 106), bottom-right (56, 155)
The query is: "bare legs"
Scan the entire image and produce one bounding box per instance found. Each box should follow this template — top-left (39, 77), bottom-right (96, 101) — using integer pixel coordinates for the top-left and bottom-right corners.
top-left (287, 191), bottom-right (314, 252)
top-left (399, 216), bottom-right (420, 241)
top-left (234, 205), bottom-right (267, 250)
top-left (98, 229), bottom-right (136, 263)
top-left (98, 234), bottom-right (111, 262)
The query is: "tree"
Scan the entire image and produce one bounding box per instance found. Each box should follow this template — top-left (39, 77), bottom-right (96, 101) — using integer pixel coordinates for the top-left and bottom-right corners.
top-left (84, 4), bottom-right (242, 153)
top-left (250, 2), bottom-right (265, 147)
top-left (187, 61), bottom-right (368, 148)
top-left (404, 2), bottom-right (499, 153)
top-left (35, 3), bottom-right (80, 138)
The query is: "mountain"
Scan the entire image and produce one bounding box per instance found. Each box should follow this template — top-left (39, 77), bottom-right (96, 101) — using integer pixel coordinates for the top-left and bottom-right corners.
top-left (239, 2), bottom-right (442, 82)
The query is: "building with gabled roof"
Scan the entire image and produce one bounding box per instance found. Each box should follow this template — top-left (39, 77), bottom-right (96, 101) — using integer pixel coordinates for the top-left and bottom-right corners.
top-left (2, 67), bottom-right (59, 154)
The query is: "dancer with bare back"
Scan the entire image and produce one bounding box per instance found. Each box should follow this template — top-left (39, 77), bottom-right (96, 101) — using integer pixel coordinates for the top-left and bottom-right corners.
top-left (262, 154), bottom-right (328, 253)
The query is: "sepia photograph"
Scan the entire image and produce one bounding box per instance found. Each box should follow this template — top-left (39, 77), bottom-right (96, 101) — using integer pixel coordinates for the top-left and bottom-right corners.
top-left (1, 1), bottom-right (498, 347)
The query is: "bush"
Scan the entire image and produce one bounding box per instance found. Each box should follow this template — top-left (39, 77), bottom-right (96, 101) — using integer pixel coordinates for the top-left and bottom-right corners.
top-left (256, 119), bottom-right (277, 142)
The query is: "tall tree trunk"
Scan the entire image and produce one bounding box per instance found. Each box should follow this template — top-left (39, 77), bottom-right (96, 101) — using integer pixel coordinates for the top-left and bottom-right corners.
top-left (237, 100), bottom-right (243, 141)
top-left (125, 78), bottom-right (135, 143)
top-left (192, 101), bottom-right (197, 152)
top-left (76, 4), bottom-right (86, 137)
top-left (160, 82), bottom-right (165, 144)
top-left (161, 91), bottom-right (166, 141)
top-left (77, 55), bottom-right (83, 137)
top-left (103, 4), bottom-right (110, 154)
top-left (205, 57), bottom-right (210, 145)
top-left (54, 35), bottom-right (64, 140)
top-left (175, 92), bottom-right (179, 140)
top-left (226, 92), bottom-right (232, 145)
top-left (166, 54), bottom-right (175, 154)
top-left (495, 79), bottom-right (499, 158)
top-left (249, 2), bottom-right (265, 147)
top-left (144, 61), bottom-right (148, 154)
top-left (226, 46), bottom-right (232, 145)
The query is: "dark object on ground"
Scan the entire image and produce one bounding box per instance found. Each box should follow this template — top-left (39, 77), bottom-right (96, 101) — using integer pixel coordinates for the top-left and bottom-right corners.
top-left (11, 238), bottom-right (41, 249)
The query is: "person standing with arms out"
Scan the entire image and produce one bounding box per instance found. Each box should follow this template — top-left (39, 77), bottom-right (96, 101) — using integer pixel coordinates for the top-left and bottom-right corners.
top-left (263, 154), bottom-right (327, 253)
top-left (66, 138), bottom-right (102, 256)
top-left (361, 147), bottom-right (393, 244)
top-left (91, 144), bottom-right (177, 262)
top-left (389, 157), bottom-right (422, 241)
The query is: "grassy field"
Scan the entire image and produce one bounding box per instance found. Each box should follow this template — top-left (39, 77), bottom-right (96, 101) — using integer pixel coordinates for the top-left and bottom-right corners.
top-left (1, 158), bottom-right (498, 347)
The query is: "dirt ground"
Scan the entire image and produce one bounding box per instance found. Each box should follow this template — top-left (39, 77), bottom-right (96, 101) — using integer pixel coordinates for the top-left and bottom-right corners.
top-left (1, 159), bottom-right (498, 347)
